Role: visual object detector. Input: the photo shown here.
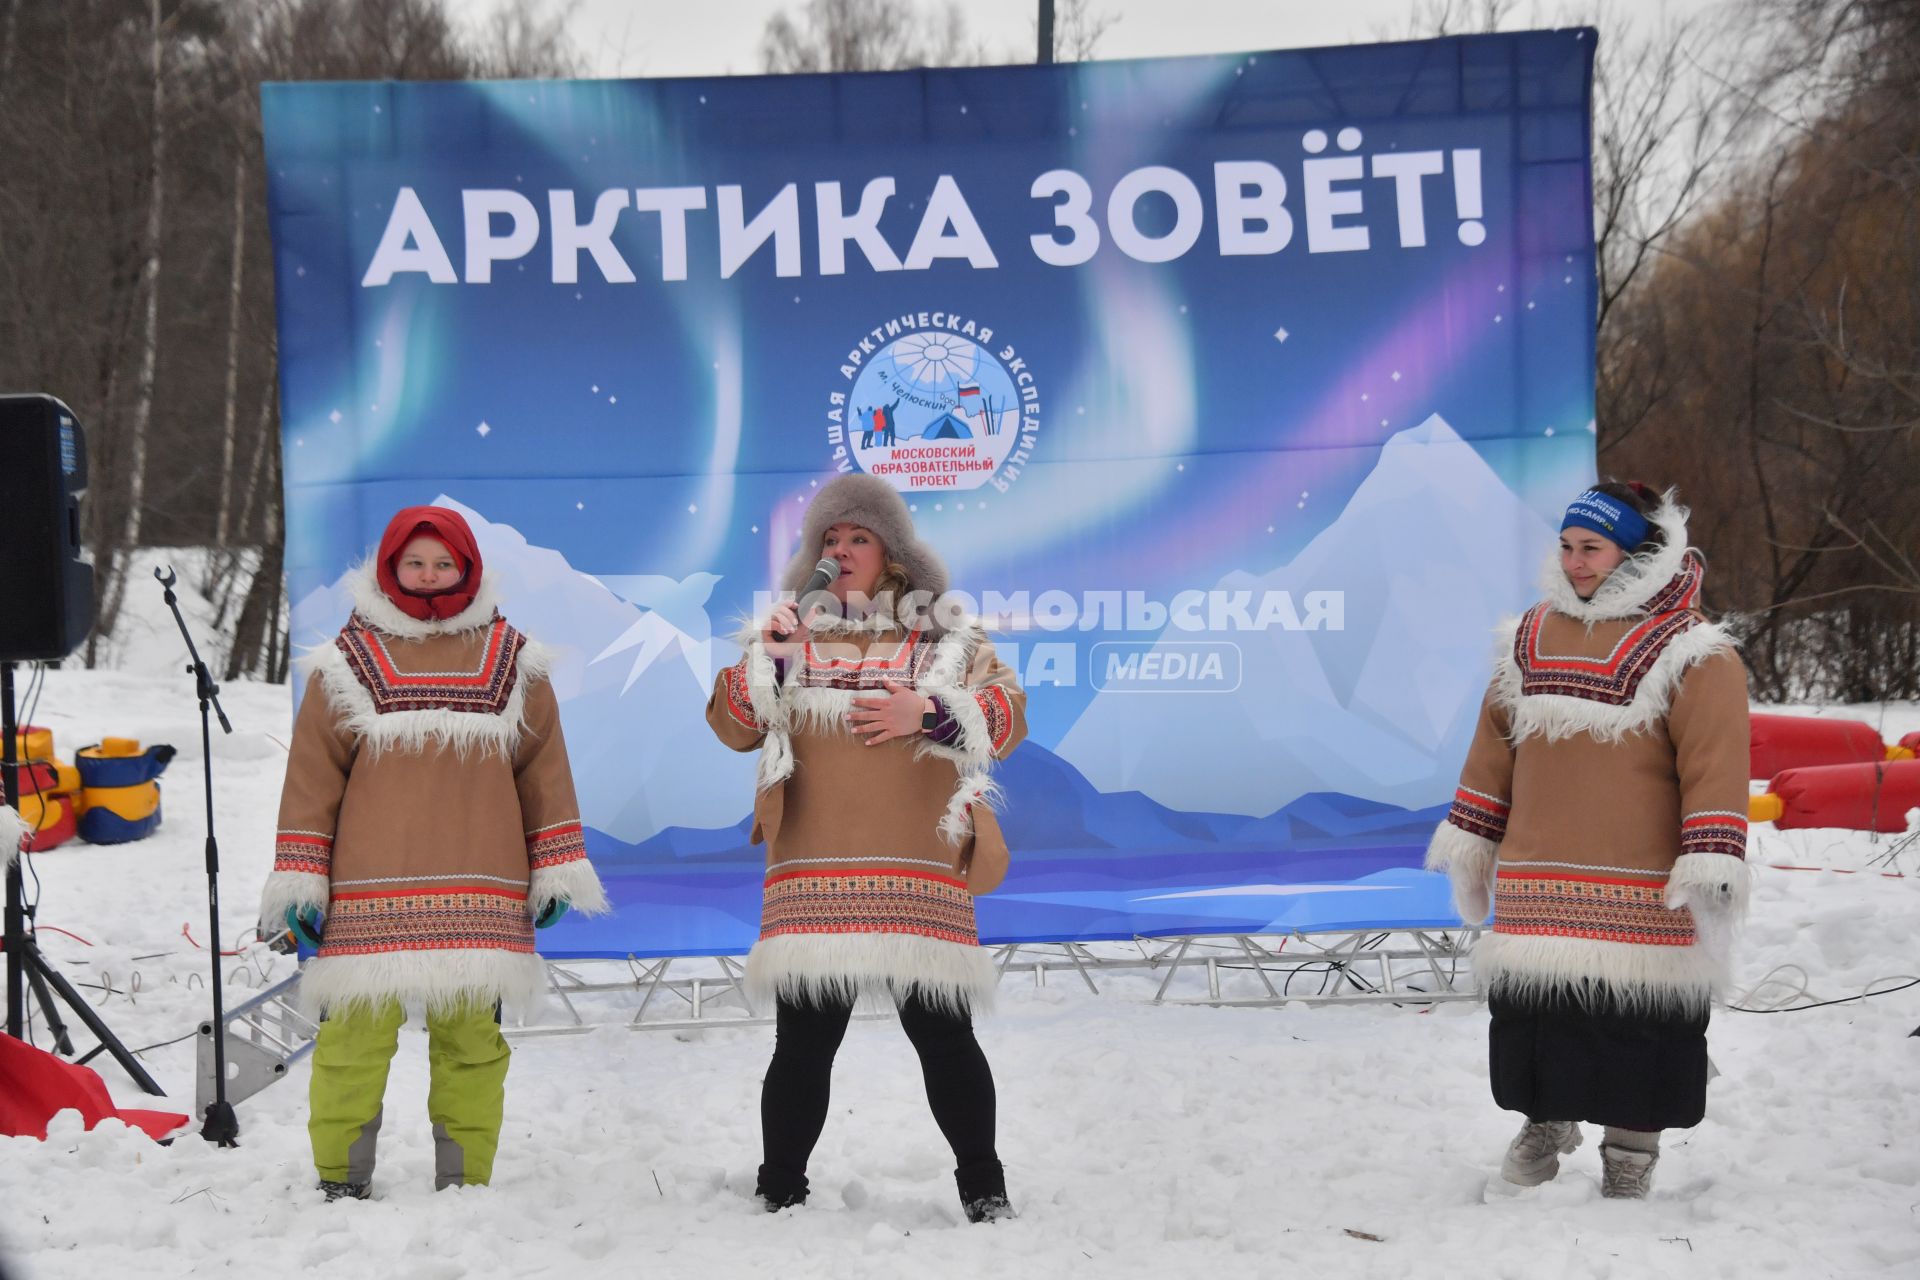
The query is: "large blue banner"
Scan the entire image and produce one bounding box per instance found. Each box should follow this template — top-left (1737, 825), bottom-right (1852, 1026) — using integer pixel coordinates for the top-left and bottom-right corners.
top-left (263, 31), bottom-right (1597, 958)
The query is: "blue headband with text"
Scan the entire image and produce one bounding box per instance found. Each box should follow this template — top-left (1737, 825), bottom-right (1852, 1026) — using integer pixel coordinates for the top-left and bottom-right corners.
top-left (1561, 489), bottom-right (1650, 551)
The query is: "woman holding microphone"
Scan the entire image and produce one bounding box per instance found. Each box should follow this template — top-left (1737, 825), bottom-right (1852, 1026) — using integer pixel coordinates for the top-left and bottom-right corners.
top-left (706, 474), bottom-right (1026, 1222)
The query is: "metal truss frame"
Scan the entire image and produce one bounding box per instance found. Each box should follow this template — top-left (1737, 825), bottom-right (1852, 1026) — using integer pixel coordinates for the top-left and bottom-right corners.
top-left (194, 928), bottom-right (1484, 1097)
top-left (195, 972), bottom-right (319, 1116)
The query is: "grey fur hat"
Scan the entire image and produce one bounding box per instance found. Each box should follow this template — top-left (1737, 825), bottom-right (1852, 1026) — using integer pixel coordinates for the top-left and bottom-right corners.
top-left (780, 473), bottom-right (950, 601)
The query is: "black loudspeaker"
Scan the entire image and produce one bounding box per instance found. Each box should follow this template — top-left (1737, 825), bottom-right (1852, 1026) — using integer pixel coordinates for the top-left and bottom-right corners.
top-left (0, 393), bottom-right (94, 660)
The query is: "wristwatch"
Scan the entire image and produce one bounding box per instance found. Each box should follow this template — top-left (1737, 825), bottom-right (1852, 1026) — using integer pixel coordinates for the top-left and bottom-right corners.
top-left (920, 696), bottom-right (939, 733)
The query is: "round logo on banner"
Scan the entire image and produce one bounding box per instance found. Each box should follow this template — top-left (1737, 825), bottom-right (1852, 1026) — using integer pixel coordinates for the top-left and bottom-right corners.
top-left (833, 318), bottom-right (1036, 493)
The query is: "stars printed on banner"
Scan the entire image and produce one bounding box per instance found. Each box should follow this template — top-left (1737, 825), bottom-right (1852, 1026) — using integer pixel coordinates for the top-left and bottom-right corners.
top-left (328, 410), bottom-right (342, 424)
top-left (475, 421), bottom-right (491, 438)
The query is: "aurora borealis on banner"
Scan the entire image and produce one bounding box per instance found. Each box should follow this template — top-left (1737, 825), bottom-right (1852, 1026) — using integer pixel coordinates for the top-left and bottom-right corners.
top-left (262, 30), bottom-right (1598, 957)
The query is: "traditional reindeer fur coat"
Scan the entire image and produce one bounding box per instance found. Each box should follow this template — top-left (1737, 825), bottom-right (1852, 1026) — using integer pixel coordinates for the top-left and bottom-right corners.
top-left (259, 564), bottom-right (609, 1018)
top-left (1425, 500), bottom-right (1752, 1014)
top-left (706, 601), bottom-right (1026, 1016)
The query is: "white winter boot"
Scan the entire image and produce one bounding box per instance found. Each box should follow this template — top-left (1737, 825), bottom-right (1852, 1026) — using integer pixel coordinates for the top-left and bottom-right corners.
top-left (1599, 1132), bottom-right (1660, 1199)
top-left (1500, 1119), bottom-right (1583, 1186)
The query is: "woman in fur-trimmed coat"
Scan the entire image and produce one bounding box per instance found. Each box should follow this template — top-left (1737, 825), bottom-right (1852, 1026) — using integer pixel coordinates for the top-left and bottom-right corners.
top-left (1426, 482), bottom-right (1751, 1200)
top-left (259, 505), bottom-right (609, 1198)
top-left (706, 474), bottom-right (1026, 1223)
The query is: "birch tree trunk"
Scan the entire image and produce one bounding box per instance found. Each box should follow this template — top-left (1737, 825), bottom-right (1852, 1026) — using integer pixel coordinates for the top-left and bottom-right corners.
top-left (98, 0), bottom-right (167, 643)
top-left (215, 146), bottom-right (247, 549)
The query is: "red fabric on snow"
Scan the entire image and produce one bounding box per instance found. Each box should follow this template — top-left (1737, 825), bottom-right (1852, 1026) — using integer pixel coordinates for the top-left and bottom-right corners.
top-left (373, 505), bottom-right (483, 621)
top-left (0, 1034), bottom-right (188, 1142)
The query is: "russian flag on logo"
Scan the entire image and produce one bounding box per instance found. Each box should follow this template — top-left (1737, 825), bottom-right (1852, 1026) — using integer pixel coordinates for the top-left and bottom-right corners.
top-left (957, 383), bottom-right (980, 401)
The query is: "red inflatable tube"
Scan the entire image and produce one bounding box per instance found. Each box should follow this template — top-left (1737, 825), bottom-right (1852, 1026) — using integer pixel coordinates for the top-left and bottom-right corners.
top-left (1902, 731), bottom-right (1920, 755)
top-left (23, 796), bottom-right (77, 851)
top-left (1749, 713), bottom-right (1890, 779)
top-left (1765, 760), bottom-right (1920, 833)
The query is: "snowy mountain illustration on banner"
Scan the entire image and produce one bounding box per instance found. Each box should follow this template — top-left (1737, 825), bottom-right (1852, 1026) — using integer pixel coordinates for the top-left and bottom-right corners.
top-left (1054, 415), bottom-right (1556, 817)
top-left (286, 497), bottom-right (753, 845)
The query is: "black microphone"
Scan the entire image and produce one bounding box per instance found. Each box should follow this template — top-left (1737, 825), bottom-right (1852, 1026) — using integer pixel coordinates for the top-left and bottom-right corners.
top-left (773, 557), bottom-right (841, 641)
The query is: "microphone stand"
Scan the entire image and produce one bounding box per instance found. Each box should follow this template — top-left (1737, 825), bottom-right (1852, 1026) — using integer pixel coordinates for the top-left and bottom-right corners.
top-left (154, 566), bottom-right (240, 1146)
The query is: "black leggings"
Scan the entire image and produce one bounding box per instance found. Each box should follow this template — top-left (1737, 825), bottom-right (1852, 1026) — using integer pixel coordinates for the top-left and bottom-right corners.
top-left (758, 992), bottom-right (1001, 1200)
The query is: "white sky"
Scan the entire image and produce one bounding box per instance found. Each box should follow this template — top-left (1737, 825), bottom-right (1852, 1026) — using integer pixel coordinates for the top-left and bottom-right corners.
top-left (456, 0), bottom-right (1732, 80)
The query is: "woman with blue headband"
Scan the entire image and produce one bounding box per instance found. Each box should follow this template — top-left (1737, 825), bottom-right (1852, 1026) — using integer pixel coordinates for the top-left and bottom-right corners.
top-left (1425, 481), bottom-right (1752, 1199)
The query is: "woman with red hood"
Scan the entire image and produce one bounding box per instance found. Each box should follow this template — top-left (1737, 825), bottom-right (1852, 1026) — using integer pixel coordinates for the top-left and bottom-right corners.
top-left (259, 506), bottom-right (608, 1201)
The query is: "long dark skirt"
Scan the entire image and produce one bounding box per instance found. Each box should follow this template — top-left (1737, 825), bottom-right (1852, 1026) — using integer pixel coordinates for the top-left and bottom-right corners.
top-left (1488, 984), bottom-right (1710, 1131)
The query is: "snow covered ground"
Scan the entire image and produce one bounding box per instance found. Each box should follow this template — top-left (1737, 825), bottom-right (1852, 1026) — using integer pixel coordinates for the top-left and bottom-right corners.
top-left (2, 673), bottom-right (1916, 1279)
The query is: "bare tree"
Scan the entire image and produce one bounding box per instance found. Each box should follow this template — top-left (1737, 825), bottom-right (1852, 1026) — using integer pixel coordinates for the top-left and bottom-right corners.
top-left (760, 0), bottom-right (988, 73)
top-left (0, 0), bottom-right (581, 679)
top-left (466, 0), bottom-right (581, 78)
top-left (1389, 0), bottom-right (1524, 39)
top-left (1601, 0), bottom-right (1920, 700)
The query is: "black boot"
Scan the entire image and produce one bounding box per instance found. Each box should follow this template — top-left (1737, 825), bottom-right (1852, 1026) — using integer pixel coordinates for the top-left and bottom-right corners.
top-left (755, 1163), bottom-right (809, 1212)
top-left (955, 1158), bottom-right (1013, 1223)
top-left (318, 1179), bottom-right (370, 1202)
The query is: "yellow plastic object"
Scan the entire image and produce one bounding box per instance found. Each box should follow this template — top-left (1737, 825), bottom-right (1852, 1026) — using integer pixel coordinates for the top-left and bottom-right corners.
top-left (19, 792), bottom-right (62, 827)
top-left (94, 736), bottom-right (144, 758)
top-left (11, 727), bottom-right (54, 761)
top-left (1749, 793), bottom-right (1784, 823)
top-left (82, 783), bottom-right (161, 823)
top-left (1888, 745), bottom-right (1916, 762)
top-left (49, 760), bottom-right (82, 795)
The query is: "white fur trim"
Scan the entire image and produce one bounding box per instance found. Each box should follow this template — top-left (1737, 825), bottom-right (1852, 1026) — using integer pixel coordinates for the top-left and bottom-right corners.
top-left (346, 560), bottom-right (501, 638)
top-left (1472, 931), bottom-right (1723, 1015)
top-left (910, 624), bottom-right (991, 765)
top-left (301, 633), bottom-right (553, 761)
top-left (259, 870), bottom-right (331, 930)
top-left (1663, 852), bottom-right (1751, 914)
top-left (1664, 852), bottom-right (1751, 963)
top-left (1542, 496), bottom-right (1692, 622)
top-left (1496, 620), bottom-right (1737, 745)
top-left (745, 932), bottom-right (998, 1016)
top-left (529, 857), bottom-right (611, 916)
top-left (1424, 821), bottom-right (1497, 924)
top-left (295, 948), bottom-right (549, 1020)
top-left (1, 805), bottom-right (27, 869)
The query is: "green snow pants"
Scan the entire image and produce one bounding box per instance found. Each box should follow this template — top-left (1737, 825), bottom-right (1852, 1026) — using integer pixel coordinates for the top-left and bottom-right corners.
top-left (309, 1000), bottom-right (510, 1189)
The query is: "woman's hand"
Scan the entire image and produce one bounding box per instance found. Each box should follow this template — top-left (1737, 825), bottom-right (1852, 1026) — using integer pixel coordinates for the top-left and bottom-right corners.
top-left (849, 680), bottom-right (931, 745)
top-left (761, 600), bottom-right (811, 661)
